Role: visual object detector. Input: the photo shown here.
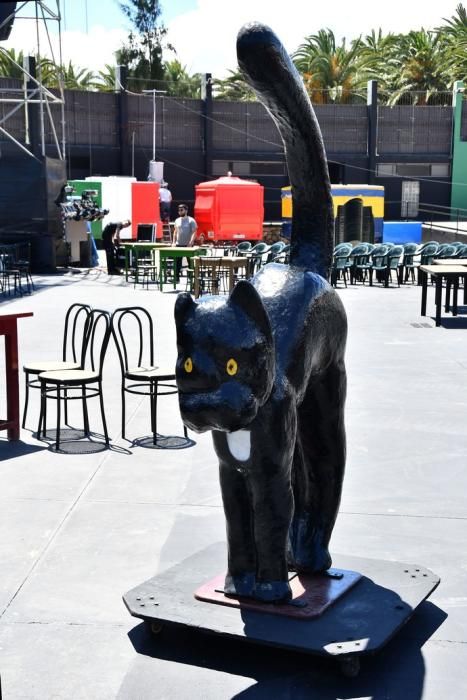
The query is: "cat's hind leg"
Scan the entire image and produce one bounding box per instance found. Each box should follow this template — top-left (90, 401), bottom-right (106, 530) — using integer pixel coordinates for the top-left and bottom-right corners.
top-left (289, 361), bottom-right (346, 573)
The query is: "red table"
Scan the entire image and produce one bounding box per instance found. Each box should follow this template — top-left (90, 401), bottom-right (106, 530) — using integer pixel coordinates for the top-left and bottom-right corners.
top-left (0, 312), bottom-right (33, 440)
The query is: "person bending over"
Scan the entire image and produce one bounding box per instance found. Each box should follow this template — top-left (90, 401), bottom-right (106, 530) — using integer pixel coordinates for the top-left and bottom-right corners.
top-left (102, 219), bottom-right (131, 275)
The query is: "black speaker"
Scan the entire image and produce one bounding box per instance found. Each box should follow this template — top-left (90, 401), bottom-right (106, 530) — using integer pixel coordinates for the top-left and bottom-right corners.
top-left (0, 2), bottom-right (17, 41)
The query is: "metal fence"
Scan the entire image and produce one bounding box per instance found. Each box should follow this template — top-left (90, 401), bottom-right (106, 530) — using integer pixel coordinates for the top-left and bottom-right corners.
top-left (377, 105), bottom-right (453, 155)
top-left (0, 78), bottom-right (458, 156)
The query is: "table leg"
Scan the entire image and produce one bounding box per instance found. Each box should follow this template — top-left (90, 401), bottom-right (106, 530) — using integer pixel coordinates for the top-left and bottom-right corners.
top-left (125, 248), bottom-right (130, 282)
top-left (453, 277), bottom-right (459, 316)
top-left (194, 258), bottom-right (200, 298)
top-left (464, 275), bottom-right (467, 305)
top-left (435, 276), bottom-right (442, 326)
top-left (174, 255), bottom-right (178, 289)
top-left (159, 255), bottom-right (165, 291)
top-left (4, 323), bottom-right (20, 440)
top-left (420, 270), bottom-right (427, 316)
top-left (445, 280), bottom-right (451, 312)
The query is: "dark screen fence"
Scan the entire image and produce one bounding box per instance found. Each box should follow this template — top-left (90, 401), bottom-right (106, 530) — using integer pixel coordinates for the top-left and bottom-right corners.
top-left (0, 79), bottom-right (458, 157)
top-left (378, 105), bottom-right (453, 154)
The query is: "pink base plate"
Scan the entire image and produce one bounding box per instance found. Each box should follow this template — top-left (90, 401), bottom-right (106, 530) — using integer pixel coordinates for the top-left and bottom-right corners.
top-left (194, 569), bottom-right (362, 620)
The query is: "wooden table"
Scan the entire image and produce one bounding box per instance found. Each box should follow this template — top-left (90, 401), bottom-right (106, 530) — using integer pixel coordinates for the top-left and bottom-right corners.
top-left (192, 256), bottom-right (249, 298)
top-left (419, 264), bottom-right (467, 326)
top-left (158, 247), bottom-right (206, 290)
top-left (0, 312), bottom-right (33, 440)
top-left (120, 242), bottom-right (168, 281)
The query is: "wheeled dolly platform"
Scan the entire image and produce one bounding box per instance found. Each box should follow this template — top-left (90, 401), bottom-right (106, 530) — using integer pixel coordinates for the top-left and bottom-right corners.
top-left (123, 542), bottom-right (439, 677)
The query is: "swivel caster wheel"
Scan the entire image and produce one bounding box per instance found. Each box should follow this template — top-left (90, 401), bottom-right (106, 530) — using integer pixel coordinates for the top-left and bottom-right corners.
top-left (338, 654), bottom-right (361, 677)
top-left (145, 620), bottom-right (164, 636)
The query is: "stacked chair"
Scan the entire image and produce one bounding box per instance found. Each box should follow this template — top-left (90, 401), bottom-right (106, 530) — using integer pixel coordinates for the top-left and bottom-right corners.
top-left (351, 243), bottom-right (374, 284)
top-left (330, 244), bottom-right (352, 287)
top-left (401, 243), bottom-right (419, 284)
top-left (246, 242), bottom-right (271, 276)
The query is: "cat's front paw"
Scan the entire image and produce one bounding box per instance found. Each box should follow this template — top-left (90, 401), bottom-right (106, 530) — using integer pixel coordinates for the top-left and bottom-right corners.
top-left (254, 579), bottom-right (292, 603)
top-left (224, 572), bottom-right (256, 598)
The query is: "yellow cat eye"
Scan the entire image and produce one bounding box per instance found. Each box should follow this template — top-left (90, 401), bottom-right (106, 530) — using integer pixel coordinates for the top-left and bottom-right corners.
top-left (226, 358), bottom-right (238, 376)
top-left (184, 357), bottom-right (193, 373)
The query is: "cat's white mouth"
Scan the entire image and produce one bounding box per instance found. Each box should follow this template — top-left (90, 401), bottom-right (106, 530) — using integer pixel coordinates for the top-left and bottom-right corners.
top-left (226, 430), bottom-right (251, 462)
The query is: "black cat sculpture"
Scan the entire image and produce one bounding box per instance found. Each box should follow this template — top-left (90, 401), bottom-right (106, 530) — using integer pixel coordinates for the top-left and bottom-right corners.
top-left (175, 23), bottom-right (347, 603)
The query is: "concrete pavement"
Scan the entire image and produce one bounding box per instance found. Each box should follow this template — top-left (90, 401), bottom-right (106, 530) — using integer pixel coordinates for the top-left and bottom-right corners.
top-left (1, 267), bottom-right (466, 698)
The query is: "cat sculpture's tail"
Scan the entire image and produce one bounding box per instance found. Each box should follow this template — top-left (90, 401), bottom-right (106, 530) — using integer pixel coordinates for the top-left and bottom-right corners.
top-left (237, 23), bottom-right (333, 278)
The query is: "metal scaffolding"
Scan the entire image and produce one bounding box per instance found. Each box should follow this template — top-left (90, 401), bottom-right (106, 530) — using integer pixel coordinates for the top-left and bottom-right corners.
top-left (0, 1), bottom-right (65, 160)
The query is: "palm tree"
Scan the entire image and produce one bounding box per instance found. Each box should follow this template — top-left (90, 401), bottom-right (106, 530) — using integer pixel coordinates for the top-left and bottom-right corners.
top-left (0, 47), bottom-right (25, 78)
top-left (436, 3), bottom-right (467, 84)
top-left (162, 59), bottom-right (201, 97)
top-left (293, 29), bottom-right (367, 103)
top-left (213, 69), bottom-right (255, 101)
top-left (54, 61), bottom-right (97, 90)
top-left (358, 30), bottom-right (401, 95)
top-left (94, 64), bottom-right (117, 92)
top-left (387, 29), bottom-right (450, 104)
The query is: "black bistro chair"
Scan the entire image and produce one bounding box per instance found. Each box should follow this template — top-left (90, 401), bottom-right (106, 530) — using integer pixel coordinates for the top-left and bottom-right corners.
top-left (111, 306), bottom-right (188, 445)
top-left (22, 303), bottom-right (91, 429)
top-left (0, 245), bottom-right (22, 297)
top-left (37, 309), bottom-right (111, 451)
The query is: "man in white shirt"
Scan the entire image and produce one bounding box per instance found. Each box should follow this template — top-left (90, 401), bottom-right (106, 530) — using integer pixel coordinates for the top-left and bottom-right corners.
top-left (159, 182), bottom-right (172, 222)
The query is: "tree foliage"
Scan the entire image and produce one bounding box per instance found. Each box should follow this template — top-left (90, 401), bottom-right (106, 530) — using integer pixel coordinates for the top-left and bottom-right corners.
top-left (3, 4), bottom-right (467, 102)
top-left (116, 0), bottom-right (168, 87)
top-left (163, 60), bottom-right (201, 97)
top-left (293, 29), bottom-right (367, 103)
top-left (213, 70), bottom-right (256, 101)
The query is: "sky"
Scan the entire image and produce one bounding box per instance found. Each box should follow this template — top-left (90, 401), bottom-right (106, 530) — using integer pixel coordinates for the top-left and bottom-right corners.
top-left (2, 0), bottom-right (463, 78)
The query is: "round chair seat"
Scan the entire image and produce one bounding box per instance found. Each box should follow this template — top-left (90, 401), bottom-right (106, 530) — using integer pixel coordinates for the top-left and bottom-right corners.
top-left (126, 365), bottom-right (176, 381)
top-left (24, 360), bottom-right (80, 373)
top-left (39, 369), bottom-right (100, 385)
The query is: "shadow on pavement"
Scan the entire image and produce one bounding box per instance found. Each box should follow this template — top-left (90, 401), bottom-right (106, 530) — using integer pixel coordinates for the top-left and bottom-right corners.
top-left (0, 440), bottom-right (46, 461)
top-left (131, 434), bottom-right (196, 450)
top-left (120, 600), bottom-right (445, 699)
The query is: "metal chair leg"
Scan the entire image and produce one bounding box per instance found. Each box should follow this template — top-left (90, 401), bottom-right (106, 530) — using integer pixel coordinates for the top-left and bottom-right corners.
top-left (22, 371), bottom-right (30, 428)
top-left (98, 381), bottom-right (109, 446)
top-left (64, 388), bottom-right (69, 425)
top-left (38, 379), bottom-right (45, 437)
top-left (55, 385), bottom-right (61, 451)
top-left (151, 382), bottom-right (158, 445)
top-left (82, 387), bottom-right (90, 436)
top-left (121, 385), bottom-right (126, 439)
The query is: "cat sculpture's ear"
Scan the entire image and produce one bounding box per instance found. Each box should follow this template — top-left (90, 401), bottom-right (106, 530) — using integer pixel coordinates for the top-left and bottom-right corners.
top-left (229, 280), bottom-right (272, 344)
top-left (175, 292), bottom-right (196, 326)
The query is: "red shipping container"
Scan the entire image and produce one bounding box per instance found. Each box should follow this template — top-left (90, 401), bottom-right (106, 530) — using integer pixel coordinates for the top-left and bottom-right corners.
top-left (131, 182), bottom-right (163, 240)
top-left (194, 177), bottom-right (264, 244)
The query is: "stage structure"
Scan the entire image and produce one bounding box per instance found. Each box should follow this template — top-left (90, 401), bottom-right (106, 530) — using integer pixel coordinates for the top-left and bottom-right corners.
top-left (0, 1), bottom-right (65, 159)
top-left (0, 1), bottom-right (67, 270)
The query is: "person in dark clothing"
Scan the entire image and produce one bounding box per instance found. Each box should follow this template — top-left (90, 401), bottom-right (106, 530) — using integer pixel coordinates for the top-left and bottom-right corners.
top-left (102, 219), bottom-right (131, 274)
